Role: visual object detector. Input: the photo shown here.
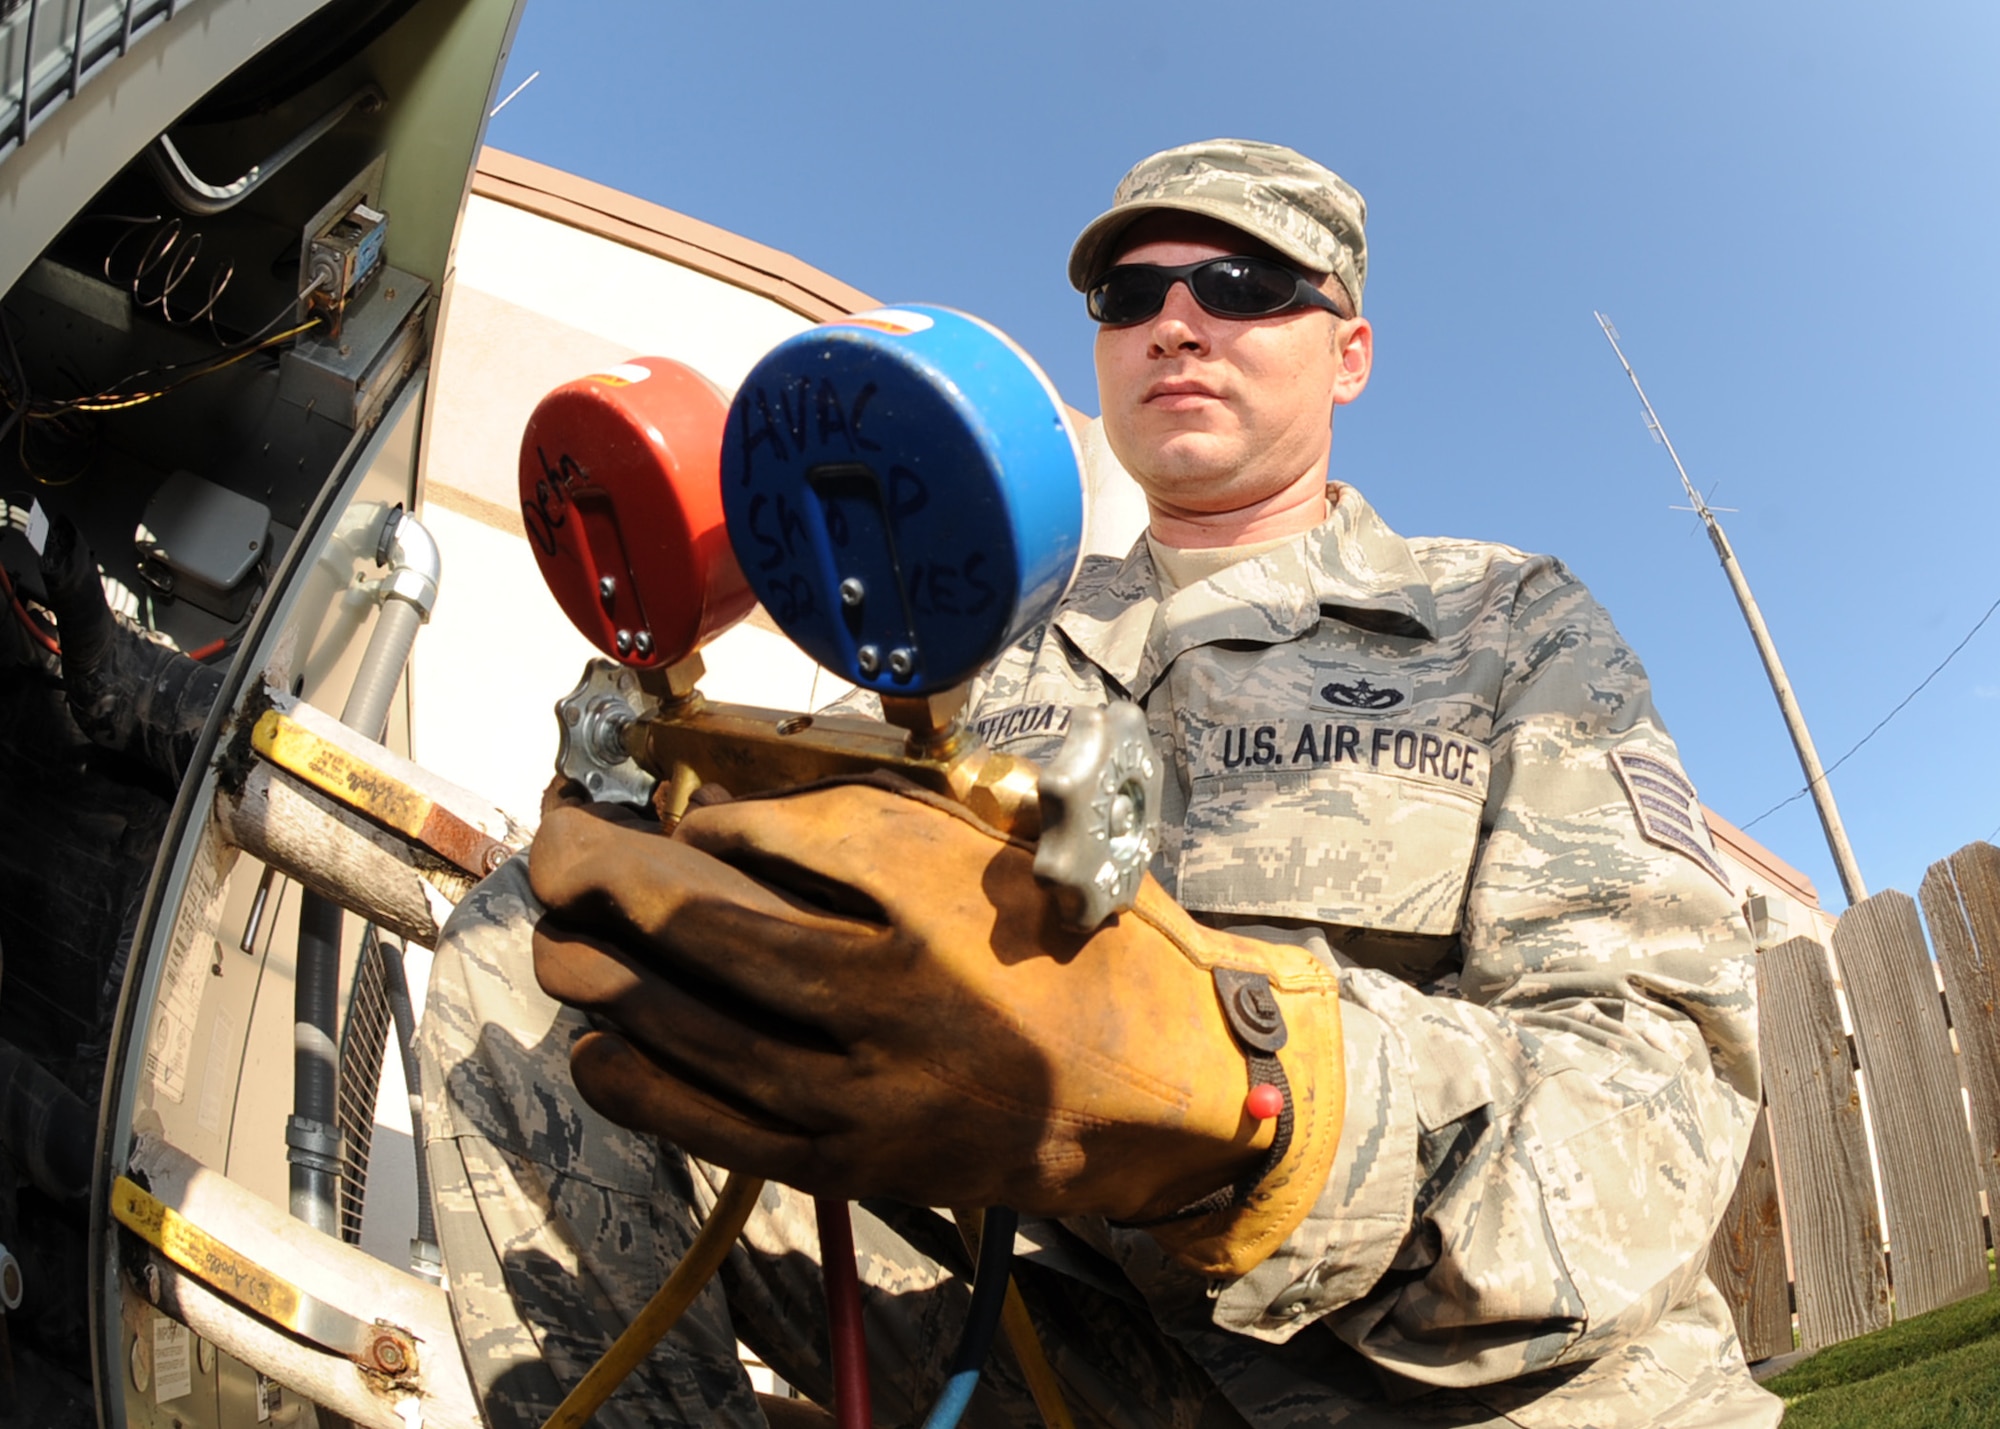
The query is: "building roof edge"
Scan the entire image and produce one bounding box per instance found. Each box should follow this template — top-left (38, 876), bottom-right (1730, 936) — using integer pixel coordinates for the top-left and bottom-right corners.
top-left (471, 147), bottom-right (879, 322)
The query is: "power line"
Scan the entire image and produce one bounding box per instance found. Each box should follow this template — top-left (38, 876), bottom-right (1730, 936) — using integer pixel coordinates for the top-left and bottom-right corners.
top-left (1742, 591), bottom-right (2000, 831)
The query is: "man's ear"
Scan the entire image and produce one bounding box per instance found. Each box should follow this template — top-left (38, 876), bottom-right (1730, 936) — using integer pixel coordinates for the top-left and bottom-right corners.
top-left (1331, 316), bottom-right (1373, 406)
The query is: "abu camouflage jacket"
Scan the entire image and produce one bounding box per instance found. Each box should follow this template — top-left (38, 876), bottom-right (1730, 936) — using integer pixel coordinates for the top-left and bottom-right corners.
top-left (962, 485), bottom-right (1778, 1426)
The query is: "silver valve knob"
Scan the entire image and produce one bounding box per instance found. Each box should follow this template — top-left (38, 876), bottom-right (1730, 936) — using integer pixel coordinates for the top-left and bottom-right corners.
top-left (1033, 702), bottom-right (1164, 929)
top-left (555, 659), bottom-right (658, 807)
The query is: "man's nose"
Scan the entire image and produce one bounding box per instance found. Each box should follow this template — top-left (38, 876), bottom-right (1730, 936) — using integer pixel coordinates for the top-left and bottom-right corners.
top-left (1148, 281), bottom-right (1209, 355)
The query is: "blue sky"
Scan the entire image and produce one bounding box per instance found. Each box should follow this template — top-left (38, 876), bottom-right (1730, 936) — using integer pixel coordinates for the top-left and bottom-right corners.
top-left (485, 2), bottom-right (2000, 911)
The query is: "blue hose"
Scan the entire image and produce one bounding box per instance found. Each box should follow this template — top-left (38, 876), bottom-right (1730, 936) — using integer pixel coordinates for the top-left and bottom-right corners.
top-left (920, 1205), bottom-right (1019, 1429)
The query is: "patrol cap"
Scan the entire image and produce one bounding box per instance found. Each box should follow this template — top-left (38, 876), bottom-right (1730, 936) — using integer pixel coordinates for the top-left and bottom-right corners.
top-left (1067, 138), bottom-right (1368, 315)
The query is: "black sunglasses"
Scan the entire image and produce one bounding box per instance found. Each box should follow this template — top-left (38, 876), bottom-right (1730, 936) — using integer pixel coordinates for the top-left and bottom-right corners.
top-left (1085, 256), bottom-right (1348, 326)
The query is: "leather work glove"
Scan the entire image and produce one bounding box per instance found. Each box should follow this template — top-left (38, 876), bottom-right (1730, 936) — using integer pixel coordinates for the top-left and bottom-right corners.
top-left (530, 777), bottom-right (1345, 1278)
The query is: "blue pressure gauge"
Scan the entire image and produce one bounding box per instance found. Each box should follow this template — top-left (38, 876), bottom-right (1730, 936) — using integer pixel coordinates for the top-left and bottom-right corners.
top-left (720, 305), bottom-right (1083, 695)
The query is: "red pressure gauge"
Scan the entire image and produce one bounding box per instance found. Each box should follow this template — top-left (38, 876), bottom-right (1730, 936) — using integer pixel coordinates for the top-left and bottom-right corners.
top-left (518, 358), bottom-right (754, 669)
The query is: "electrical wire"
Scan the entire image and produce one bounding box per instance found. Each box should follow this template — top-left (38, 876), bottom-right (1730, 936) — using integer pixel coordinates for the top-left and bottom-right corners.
top-left (0, 275), bottom-right (325, 442)
top-left (37, 317), bottom-right (320, 416)
top-left (1741, 593), bottom-right (2000, 831)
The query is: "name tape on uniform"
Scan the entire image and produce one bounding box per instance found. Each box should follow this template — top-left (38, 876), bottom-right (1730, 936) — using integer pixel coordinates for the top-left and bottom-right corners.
top-left (1198, 719), bottom-right (1489, 798)
top-left (974, 702), bottom-right (1073, 745)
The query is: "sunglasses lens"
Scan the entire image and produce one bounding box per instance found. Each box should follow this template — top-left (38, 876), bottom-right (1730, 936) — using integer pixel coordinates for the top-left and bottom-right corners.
top-left (1087, 258), bottom-right (1313, 324)
top-left (1087, 268), bottom-right (1170, 324)
top-left (1190, 258), bottom-right (1298, 316)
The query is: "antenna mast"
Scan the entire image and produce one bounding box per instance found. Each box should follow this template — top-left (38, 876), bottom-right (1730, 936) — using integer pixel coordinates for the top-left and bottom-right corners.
top-left (1594, 312), bottom-right (1867, 906)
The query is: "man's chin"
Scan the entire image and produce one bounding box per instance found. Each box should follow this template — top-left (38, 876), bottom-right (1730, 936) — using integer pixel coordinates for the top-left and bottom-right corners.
top-left (1127, 438), bottom-right (1245, 496)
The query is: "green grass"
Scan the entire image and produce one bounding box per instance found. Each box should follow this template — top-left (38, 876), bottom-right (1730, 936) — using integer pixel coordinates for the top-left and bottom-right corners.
top-left (1768, 1282), bottom-right (2000, 1428)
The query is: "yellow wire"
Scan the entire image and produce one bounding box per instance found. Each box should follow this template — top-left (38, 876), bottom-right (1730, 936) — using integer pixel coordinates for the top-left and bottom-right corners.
top-left (60, 319), bottom-right (321, 412)
top-left (539, 1171), bottom-right (765, 1429)
top-left (11, 318), bottom-right (321, 421)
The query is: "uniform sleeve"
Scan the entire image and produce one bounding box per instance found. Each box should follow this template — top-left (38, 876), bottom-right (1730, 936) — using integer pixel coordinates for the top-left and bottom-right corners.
top-left (1210, 560), bottom-right (1760, 1389)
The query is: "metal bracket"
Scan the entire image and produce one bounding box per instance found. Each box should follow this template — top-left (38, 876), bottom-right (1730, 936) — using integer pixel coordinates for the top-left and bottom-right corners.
top-left (111, 1176), bottom-right (419, 1381)
top-left (251, 707), bottom-right (514, 877)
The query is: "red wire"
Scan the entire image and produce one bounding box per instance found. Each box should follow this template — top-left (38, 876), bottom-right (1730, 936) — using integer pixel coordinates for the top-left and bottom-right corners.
top-left (0, 563), bottom-right (59, 655)
top-left (815, 1196), bottom-right (873, 1429)
top-left (185, 636), bottom-right (227, 661)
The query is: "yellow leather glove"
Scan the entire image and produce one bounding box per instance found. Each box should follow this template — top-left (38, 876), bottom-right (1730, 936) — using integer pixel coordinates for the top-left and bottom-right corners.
top-left (530, 776), bottom-right (1344, 1278)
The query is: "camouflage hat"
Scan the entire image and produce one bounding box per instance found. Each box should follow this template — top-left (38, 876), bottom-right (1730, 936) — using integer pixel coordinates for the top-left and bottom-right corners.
top-left (1068, 138), bottom-right (1368, 315)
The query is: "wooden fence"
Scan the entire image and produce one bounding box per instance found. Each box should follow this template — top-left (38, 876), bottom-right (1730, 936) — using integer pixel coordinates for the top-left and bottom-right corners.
top-left (1708, 840), bottom-right (2000, 1362)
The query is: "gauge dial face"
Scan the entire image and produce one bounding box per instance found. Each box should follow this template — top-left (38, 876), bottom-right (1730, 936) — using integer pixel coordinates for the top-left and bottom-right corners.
top-left (722, 306), bottom-right (1082, 695)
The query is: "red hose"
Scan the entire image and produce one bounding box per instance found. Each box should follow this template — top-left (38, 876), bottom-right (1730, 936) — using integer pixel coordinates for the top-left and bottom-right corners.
top-left (815, 1196), bottom-right (872, 1429)
top-left (0, 563), bottom-right (58, 654)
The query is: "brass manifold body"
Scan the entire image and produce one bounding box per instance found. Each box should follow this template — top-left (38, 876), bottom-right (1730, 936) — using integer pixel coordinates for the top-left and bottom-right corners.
top-left (556, 652), bottom-right (1162, 930)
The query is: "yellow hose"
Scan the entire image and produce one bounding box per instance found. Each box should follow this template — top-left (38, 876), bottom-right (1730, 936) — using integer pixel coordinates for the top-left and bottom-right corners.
top-left (541, 1172), bottom-right (765, 1429)
top-left (955, 1208), bottom-right (1076, 1429)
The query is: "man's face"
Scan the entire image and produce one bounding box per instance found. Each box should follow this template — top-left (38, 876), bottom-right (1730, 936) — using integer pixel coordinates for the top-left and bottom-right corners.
top-left (1092, 216), bottom-right (1372, 521)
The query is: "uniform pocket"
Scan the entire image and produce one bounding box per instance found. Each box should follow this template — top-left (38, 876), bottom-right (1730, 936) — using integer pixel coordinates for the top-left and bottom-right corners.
top-left (1175, 719), bottom-right (1489, 935)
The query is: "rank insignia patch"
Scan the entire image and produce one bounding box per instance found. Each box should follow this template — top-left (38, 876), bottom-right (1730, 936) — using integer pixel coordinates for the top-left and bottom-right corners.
top-left (1314, 677), bottom-right (1406, 711)
top-left (1608, 749), bottom-right (1732, 890)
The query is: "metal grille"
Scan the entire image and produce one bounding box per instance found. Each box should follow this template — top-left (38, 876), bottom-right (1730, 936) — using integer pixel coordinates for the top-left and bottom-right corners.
top-left (0, 0), bottom-right (186, 163)
top-left (334, 925), bottom-right (392, 1245)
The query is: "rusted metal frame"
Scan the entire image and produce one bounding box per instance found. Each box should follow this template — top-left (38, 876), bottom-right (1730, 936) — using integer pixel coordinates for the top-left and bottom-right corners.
top-left (250, 706), bottom-right (514, 878)
top-left (113, 1175), bottom-right (420, 1380)
top-left (118, 1134), bottom-right (480, 1429)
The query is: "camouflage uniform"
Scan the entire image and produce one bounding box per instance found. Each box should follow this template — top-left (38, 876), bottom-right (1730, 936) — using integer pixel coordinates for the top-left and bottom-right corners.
top-left (421, 483), bottom-right (1778, 1427)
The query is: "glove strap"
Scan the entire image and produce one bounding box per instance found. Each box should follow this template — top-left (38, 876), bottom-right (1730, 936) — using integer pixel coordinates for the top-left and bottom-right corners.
top-left (1115, 969), bottom-right (1293, 1227)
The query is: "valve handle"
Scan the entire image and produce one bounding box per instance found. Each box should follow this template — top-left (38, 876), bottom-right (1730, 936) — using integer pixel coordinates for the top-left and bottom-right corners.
top-left (1033, 703), bottom-right (1164, 929)
top-left (555, 659), bottom-right (657, 807)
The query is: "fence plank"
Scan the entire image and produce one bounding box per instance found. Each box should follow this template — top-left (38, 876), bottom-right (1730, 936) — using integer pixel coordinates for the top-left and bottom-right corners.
top-left (1832, 891), bottom-right (1989, 1317)
top-left (1758, 936), bottom-right (1888, 1348)
top-left (1920, 840), bottom-right (2000, 1244)
top-left (1707, 1105), bottom-right (1791, 1361)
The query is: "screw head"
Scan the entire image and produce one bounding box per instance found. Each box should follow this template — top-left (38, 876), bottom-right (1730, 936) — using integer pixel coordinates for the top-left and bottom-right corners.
top-left (839, 577), bottom-right (865, 608)
top-left (483, 843), bottom-right (510, 872)
top-left (887, 647), bottom-right (915, 679)
top-left (634, 630), bottom-right (654, 657)
top-left (371, 1334), bottom-right (409, 1375)
top-left (598, 575), bottom-right (616, 605)
top-left (856, 645), bottom-right (881, 676)
top-left (144, 1263), bottom-right (162, 1304)
top-left (613, 629), bottom-right (633, 656)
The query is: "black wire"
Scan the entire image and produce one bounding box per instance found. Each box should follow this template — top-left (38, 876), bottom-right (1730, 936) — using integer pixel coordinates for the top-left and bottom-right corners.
top-left (1741, 593), bottom-right (2000, 831)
